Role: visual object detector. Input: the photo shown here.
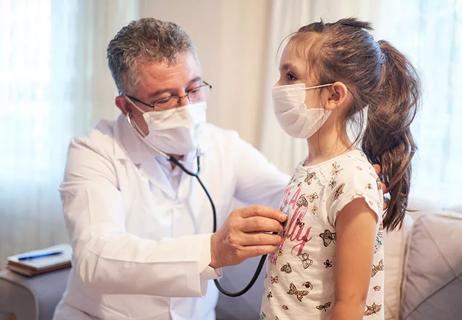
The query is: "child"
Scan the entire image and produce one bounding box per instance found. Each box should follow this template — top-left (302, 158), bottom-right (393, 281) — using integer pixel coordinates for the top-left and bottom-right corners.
top-left (260, 18), bottom-right (420, 320)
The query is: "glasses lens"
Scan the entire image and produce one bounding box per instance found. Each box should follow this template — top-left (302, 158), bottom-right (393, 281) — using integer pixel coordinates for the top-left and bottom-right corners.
top-left (189, 85), bottom-right (210, 103)
top-left (154, 97), bottom-right (178, 111)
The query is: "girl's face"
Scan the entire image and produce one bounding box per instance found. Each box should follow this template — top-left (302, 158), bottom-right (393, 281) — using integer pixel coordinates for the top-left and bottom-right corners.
top-left (277, 40), bottom-right (328, 108)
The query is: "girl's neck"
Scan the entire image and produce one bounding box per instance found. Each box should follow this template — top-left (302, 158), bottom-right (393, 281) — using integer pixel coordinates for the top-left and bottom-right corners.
top-left (304, 124), bottom-right (352, 166)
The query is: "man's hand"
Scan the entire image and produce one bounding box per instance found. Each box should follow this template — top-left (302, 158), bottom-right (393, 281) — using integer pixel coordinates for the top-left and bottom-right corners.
top-left (372, 164), bottom-right (389, 209)
top-left (209, 205), bottom-right (287, 268)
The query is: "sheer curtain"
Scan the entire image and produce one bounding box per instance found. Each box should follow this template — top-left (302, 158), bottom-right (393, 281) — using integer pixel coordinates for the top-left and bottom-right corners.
top-left (374, 0), bottom-right (462, 208)
top-left (0, 0), bottom-right (138, 263)
top-left (259, 0), bottom-right (462, 208)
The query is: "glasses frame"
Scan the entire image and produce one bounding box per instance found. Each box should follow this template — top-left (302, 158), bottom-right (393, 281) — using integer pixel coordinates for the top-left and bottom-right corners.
top-left (125, 81), bottom-right (212, 111)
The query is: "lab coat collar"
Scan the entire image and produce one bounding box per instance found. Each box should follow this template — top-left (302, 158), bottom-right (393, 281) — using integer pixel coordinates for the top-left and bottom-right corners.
top-left (112, 114), bottom-right (207, 198)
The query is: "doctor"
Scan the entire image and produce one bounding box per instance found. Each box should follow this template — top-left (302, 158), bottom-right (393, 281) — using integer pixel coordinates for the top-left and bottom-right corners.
top-left (53, 17), bottom-right (289, 319)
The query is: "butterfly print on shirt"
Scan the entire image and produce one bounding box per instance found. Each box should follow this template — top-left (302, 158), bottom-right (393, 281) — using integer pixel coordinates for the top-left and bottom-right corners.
top-left (374, 231), bottom-right (384, 253)
top-left (333, 183), bottom-right (345, 201)
top-left (270, 275), bottom-right (279, 284)
top-left (280, 263), bottom-right (292, 273)
top-left (328, 177), bottom-right (337, 189)
top-left (311, 205), bottom-right (319, 215)
top-left (364, 302), bottom-right (382, 315)
top-left (373, 285), bottom-right (381, 291)
top-left (307, 192), bottom-right (319, 203)
top-left (371, 259), bottom-right (384, 277)
top-left (331, 162), bottom-right (343, 176)
top-left (319, 229), bottom-right (336, 247)
top-left (304, 172), bottom-right (316, 185)
top-left (323, 259), bottom-right (334, 268)
top-left (297, 195), bottom-right (309, 207)
top-left (316, 302), bottom-right (332, 312)
top-left (281, 305), bottom-right (289, 310)
top-left (267, 291), bottom-right (273, 299)
top-left (296, 218), bottom-right (305, 229)
top-left (287, 283), bottom-right (309, 302)
top-left (298, 253), bottom-right (313, 269)
top-left (302, 281), bottom-right (313, 290)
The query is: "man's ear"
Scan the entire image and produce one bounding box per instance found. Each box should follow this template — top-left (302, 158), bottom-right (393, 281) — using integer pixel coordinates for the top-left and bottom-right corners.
top-left (115, 95), bottom-right (129, 115)
top-left (325, 82), bottom-right (349, 110)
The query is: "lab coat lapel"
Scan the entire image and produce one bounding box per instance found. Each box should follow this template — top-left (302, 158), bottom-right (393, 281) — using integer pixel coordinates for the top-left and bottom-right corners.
top-left (139, 160), bottom-right (176, 198)
top-left (113, 114), bottom-right (176, 198)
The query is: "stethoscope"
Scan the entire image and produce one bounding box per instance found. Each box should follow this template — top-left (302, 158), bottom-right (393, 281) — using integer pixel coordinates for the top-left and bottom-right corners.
top-left (168, 153), bottom-right (268, 297)
top-left (127, 113), bottom-right (267, 297)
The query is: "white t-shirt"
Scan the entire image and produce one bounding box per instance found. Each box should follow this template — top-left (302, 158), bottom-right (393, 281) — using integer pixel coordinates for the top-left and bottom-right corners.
top-left (260, 149), bottom-right (384, 320)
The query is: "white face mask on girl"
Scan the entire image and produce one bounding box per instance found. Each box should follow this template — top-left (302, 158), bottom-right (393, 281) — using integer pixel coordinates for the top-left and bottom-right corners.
top-left (127, 100), bottom-right (207, 156)
top-left (272, 83), bottom-right (333, 138)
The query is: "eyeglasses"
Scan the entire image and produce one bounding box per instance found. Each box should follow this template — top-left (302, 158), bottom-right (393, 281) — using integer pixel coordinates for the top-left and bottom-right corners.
top-left (125, 81), bottom-right (212, 111)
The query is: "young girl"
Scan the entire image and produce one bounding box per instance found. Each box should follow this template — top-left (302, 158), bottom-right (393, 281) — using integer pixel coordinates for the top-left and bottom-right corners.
top-left (260, 18), bottom-right (420, 320)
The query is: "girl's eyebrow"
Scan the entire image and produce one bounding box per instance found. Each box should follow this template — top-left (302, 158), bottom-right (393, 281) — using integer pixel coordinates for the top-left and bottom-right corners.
top-left (280, 62), bottom-right (301, 74)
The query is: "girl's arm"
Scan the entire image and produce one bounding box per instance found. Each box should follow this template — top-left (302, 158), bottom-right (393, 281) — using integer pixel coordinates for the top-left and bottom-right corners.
top-left (330, 198), bottom-right (378, 320)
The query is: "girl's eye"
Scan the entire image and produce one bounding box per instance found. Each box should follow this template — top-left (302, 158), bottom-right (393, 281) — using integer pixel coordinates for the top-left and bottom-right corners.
top-left (286, 72), bottom-right (297, 81)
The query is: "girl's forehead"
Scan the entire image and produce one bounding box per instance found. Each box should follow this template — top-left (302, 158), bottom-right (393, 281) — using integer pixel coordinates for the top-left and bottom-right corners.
top-left (280, 36), bottom-right (317, 66)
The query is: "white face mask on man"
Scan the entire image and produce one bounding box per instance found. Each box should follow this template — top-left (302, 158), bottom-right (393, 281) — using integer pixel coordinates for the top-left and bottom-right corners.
top-left (127, 100), bottom-right (207, 156)
top-left (272, 83), bottom-right (333, 139)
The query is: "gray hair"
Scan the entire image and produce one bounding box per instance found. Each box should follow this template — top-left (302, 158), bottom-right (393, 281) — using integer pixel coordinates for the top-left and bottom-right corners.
top-left (107, 17), bottom-right (197, 94)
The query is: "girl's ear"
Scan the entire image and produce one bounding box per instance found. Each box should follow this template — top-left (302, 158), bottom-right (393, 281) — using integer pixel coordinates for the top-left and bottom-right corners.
top-left (115, 95), bottom-right (130, 115)
top-left (325, 82), bottom-right (350, 110)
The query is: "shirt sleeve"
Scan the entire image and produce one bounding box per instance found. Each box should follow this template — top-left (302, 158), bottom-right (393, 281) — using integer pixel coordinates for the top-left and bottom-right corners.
top-left (230, 133), bottom-right (290, 208)
top-left (60, 135), bottom-right (218, 297)
top-left (325, 160), bottom-right (383, 226)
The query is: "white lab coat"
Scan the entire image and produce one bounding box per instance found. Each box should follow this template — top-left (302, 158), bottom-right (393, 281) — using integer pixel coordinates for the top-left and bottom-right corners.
top-left (53, 114), bottom-right (289, 320)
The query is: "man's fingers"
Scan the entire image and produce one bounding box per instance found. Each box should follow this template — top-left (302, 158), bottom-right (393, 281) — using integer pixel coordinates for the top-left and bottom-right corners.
top-left (240, 216), bottom-right (284, 233)
top-left (381, 182), bottom-right (389, 194)
top-left (241, 245), bottom-right (280, 258)
top-left (239, 205), bottom-right (287, 222)
top-left (373, 163), bottom-right (389, 193)
top-left (372, 164), bottom-right (381, 175)
top-left (239, 233), bottom-right (282, 246)
top-left (383, 196), bottom-right (390, 210)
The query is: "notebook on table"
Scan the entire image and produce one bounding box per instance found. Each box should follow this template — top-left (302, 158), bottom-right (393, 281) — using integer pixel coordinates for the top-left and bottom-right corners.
top-left (6, 244), bottom-right (72, 277)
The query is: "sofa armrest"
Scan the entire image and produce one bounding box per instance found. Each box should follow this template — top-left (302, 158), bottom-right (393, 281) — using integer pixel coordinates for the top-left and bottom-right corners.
top-left (0, 268), bottom-right (69, 320)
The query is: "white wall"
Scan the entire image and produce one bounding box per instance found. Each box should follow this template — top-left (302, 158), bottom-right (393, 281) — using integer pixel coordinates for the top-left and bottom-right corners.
top-left (139, 0), bottom-right (271, 146)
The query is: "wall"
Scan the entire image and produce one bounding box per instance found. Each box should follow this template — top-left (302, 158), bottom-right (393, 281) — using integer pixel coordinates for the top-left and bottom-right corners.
top-left (139, 0), bottom-right (271, 146)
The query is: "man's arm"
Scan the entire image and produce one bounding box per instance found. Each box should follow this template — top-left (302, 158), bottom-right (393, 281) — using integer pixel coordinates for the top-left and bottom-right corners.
top-left (62, 135), bottom-right (286, 297)
top-left (61, 137), bottom-right (218, 297)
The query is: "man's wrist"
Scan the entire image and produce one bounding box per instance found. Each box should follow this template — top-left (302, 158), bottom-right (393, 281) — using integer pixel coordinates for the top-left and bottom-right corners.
top-left (209, 232), bottom-right (220, 268)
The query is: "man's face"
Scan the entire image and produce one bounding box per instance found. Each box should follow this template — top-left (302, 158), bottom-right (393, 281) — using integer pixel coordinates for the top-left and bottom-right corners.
top-left (116, 51), bottom-right (203, 136)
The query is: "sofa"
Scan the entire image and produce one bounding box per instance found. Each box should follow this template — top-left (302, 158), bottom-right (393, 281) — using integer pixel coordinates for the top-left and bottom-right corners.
top-left (1, 201), bottom-right (461, 319)
top-left (216, 202), bottom-right (462, 320)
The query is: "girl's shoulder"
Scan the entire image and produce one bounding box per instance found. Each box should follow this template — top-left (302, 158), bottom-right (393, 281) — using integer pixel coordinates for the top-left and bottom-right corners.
top-left (321, 150), bottom-right (384, 222)
top-left (307, 149), bottom-right (379, 183)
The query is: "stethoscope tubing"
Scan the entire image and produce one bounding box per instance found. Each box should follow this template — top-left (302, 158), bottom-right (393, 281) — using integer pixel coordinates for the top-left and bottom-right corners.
top-left (127, 113), bottom-right (265, 297)
top-left (168, 155), bottom-right (267, 297)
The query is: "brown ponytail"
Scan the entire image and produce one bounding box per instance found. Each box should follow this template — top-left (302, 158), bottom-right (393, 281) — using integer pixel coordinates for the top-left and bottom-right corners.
top-left (362, 40), bottom-right (420, 230)
top-left (290, 18), bottom-right (421, 231)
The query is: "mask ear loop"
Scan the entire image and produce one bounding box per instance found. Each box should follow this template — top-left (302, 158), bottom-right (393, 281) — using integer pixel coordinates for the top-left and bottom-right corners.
top-left (126, 111), bottom-right (147, 138)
